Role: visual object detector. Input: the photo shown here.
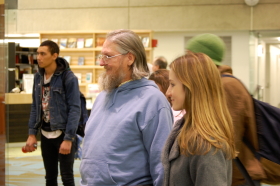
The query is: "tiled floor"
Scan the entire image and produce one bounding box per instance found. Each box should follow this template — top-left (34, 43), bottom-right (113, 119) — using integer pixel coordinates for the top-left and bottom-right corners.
top-left (4, 142), bottom-right (279, 186)
top-left (5, 142), bottom-right (81, 186)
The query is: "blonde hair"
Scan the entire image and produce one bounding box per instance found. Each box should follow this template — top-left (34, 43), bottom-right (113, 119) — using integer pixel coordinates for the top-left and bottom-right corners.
top-left (170, 52), bottom-right (236, 159)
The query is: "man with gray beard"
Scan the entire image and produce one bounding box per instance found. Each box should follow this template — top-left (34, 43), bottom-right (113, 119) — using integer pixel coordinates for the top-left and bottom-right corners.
top-left (79, 29), bottom-right (173, 186)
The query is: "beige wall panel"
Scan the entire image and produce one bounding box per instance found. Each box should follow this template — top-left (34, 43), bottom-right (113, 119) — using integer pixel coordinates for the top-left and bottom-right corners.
top-left (253, 4), bottom-right (280, 30)
top-left (259, 0), bottom-right (280, 3)
top-left (17, 0), bottom-right (279, 10)
top-left (129, 5), bottom-right (250, 31)
top-left (130, 0), bottom-right (244, 6)
top-left (17, 8), bottom-right (129, 33)
top-left (18, 0), bottom-right (129, 9)
top-left (5, 10), bottom-right (17, 34)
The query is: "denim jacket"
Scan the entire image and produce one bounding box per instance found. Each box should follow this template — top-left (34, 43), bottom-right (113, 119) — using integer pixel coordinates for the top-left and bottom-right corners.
top-left (28, 57), bottom-right (81, 142)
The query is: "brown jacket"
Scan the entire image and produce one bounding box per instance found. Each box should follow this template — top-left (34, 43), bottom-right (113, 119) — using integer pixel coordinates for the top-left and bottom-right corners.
top-left (218, 65), bottom-right (266, 185)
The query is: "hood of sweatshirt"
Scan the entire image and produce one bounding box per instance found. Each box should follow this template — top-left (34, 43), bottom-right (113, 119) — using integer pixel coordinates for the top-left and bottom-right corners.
top-left (105, 78), bottom-right (159, 108)
top-left (218, 65), bottom-right (233, 75)
top-left (38, 57), bottom-right (69, 76)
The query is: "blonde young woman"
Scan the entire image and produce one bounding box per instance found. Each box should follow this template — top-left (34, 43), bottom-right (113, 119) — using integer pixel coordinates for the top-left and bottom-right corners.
top-left (162, 52), bottom-right (236, 186)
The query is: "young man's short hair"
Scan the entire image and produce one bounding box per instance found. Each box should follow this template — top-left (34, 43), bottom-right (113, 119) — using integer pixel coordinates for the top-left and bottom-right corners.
top-left (40, 40), bottom-right (60, 55)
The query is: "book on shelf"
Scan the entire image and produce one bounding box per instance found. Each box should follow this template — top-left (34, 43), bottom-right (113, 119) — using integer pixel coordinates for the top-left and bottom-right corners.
top-left (77, 38), bottom-right (85, 48)
top-left (63, 56), bottom-right (71, 64)
top-left (142, 37), bottom-right (150, 48)
top-left (85, 38), bottom-right (93, 48)
top-left (51, 38), bottom-right (59, 44)
top-left (74, 73), bottom-right (82, 84)
top-left (15, 66), bottom-right (19, 80)
top-left (28, 54), bottom-right (34, 65)
top-left (95, 54), bottom-right (100, 65)
top-left (32, 65), bottom-right (39, 73)
top-left (96, 37), bottom-right (105, 47)
top-left (85, 73), bottom-right (92, 83)
top-left (95, 59), bottom-right (100, 66)
top-left (23, 66), bottom-right (32, 74)
top-left (78, 57), bottom-right (85, 65)
top-left (67, 38), bottom-right (77, 48)
top-left (60, 38), bottom-right (68, 49)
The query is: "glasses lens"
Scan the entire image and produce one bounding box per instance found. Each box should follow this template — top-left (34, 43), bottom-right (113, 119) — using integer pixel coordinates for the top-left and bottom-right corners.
top-left (98, 54), bottom-right (103, 60)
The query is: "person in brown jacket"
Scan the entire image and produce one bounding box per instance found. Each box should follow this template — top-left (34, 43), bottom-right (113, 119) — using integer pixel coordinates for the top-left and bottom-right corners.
top-left (186, 33), bottom-right (266, 186)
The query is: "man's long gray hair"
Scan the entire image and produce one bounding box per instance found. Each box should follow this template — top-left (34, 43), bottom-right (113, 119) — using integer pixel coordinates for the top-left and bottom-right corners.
top-left (106, 29), bottom-right (150, 79)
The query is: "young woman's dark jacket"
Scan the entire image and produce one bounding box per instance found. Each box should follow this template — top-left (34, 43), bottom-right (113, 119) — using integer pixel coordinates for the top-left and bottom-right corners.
top-left (28, 57), bottom-right (81, 142)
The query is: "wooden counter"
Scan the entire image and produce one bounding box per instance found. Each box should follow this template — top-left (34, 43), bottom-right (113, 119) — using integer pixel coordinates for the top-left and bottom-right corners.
top-left (5, 94), bottom-right (32, 142)
top-left (5, 93), bottom-right (32, 104)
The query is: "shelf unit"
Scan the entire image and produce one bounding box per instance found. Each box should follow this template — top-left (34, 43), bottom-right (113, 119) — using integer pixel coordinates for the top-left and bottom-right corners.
top-left (39, 31), bottom-right (153, 97)
top-left (7, 42), bottom-right (38, 92)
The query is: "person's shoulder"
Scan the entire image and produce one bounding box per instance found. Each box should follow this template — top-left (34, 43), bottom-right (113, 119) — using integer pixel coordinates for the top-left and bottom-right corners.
top-left (135, 85), bottom-right (170, 108)
top-left (33, 72), bottom-right (42, 81)
top-left (221, 75), bottom-right (249, 94)
top-left (34, 71), bottom-right (40, 77)
top-left (145, 85), bottom-right (167, 99)
top-left (62, 70), bottom-right (77, 80)
top-left (189, 145), bottom-right (227, 162)
top-left (63, 70), bottom-right (74, 76)
top-left (135, 78), bottom-right (163, 95)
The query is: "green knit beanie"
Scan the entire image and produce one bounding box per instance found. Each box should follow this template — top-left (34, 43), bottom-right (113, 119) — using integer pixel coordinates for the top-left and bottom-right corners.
top-left (185, 33), bottom-right (225, 66)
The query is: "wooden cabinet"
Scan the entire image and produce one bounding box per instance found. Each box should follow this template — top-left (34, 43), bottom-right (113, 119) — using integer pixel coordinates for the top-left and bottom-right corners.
top-left (39, 30), bottom-right (153, 97)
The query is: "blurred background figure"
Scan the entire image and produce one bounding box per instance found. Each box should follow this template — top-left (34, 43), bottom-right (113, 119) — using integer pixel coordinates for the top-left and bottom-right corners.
top-left (152, 56), bottom-right (168, 72)
top-left (149, 69), bottom-right (184, 125)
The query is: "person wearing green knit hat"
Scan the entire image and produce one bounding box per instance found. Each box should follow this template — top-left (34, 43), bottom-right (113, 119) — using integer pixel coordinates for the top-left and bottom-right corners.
top-left (186, 33), bottom-right (225, 66)
top-left (186, 33), bottom-right (265, 186)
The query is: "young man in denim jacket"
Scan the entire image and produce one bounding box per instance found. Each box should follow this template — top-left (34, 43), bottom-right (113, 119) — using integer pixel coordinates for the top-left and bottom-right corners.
top-left (24, 40), bottom-right (80, 186)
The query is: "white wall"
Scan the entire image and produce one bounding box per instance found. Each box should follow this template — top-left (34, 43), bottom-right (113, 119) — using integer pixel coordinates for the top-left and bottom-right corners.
top-left (153, 31), bottom-right (252, 88)
top-left (231, 32), bottom-right (251, 89)
top-left (153, 32), bottom-right (185, 66)
top-left (5, 1), bottom-right (280, 34)
top-left (249, 33), bottom-right (258, 95)
top-left (265, 45), bottom-right (280, 107)
top-left (257, 41), bottom-right (266, 101)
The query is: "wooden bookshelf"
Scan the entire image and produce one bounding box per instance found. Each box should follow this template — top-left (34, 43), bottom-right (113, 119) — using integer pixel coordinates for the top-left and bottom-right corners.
top-left (39, 31), bottom-right (153, 97)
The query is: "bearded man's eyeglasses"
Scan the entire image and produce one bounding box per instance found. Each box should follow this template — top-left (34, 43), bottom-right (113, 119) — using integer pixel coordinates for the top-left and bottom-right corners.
top-left (97, 52), bottom-right (128, 64)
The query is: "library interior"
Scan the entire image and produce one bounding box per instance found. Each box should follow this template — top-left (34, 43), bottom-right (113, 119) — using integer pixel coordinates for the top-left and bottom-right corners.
top-left (1, 0), bottom-right (280, 185)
